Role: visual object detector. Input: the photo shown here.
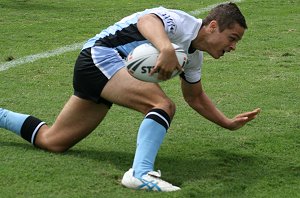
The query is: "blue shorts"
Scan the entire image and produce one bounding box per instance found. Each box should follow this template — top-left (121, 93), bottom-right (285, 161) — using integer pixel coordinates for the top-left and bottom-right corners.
top-left (73, 46), bottom-right (125, 107)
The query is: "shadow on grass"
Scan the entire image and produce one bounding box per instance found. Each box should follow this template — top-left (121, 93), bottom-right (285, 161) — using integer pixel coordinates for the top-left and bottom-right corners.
top-left (0, 141), bottom-right (36, 151)
top-left (1, 140), bottom-right (267, 192)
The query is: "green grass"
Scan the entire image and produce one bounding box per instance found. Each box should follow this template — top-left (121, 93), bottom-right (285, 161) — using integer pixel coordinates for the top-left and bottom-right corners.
top-left (0, 0), bottom-right (300, 197)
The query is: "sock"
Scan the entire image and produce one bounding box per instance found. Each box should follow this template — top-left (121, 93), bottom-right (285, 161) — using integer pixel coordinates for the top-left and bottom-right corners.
top-left (0, 108), bottom-right (29, 136)
top-left (132, 108), bottom-right (171, 179)
top-left (0, 108), bottom-right (45, 145)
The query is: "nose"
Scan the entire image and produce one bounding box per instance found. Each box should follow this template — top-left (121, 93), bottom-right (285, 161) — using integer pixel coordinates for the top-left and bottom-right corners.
top-left (230, 42), bottom-right (237, 51)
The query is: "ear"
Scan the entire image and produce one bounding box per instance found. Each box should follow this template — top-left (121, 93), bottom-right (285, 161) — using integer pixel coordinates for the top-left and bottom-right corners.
top-left (208, 20), bottom-right (218, 32)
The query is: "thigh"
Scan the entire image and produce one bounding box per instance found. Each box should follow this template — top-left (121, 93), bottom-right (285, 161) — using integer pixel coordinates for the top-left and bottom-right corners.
top-left (35, 95), bottom-right (109, 152)
top-left (101, 68), bottom-right (172, 115)
top-left (73, 46), bottom-right (125, 106)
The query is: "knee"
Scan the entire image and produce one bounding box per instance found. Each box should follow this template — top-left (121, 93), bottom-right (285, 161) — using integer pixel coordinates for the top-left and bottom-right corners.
top-left (35, 132), bottom-right (70, 153)
top-left (46, 145), bottom-right (70, 153)
top-left (148, 98), bottom-right (176, 119)
top-left (163, 99), bottom-right (176, 119)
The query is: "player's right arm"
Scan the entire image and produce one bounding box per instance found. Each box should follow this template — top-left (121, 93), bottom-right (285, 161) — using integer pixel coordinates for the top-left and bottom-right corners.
top-left (137, 14), bottom-right (181, 80)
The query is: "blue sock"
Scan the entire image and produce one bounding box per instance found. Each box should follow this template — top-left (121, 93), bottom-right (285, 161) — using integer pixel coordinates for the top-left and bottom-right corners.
top-left (132, 109), bottom-right (171, 178)
top-left (0, 108), bottom-right (45, 144)
top-left (0, 108), bottom-right (29, 136)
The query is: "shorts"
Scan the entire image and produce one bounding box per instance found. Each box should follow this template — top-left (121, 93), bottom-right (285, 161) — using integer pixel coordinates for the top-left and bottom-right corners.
top-left (73, 46), bottom-right (125, 107)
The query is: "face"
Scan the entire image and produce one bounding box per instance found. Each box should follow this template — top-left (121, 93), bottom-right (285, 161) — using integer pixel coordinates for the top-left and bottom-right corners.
top-left (204, 21), bottom-right (245, 59)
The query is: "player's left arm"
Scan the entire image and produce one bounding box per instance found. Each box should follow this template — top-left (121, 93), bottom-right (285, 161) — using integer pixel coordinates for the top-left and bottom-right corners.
top-left (181, 79), bottom-right (261, 130)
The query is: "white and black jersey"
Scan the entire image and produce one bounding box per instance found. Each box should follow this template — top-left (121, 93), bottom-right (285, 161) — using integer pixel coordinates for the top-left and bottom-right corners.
top-left (83, 7), bottom-right (203, 83)
top-left (73, 7), bottom-right (203, 104)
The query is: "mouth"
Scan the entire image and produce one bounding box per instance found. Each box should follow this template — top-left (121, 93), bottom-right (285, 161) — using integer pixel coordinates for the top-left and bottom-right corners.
top-left (222, 49), bottom-right (231, 56)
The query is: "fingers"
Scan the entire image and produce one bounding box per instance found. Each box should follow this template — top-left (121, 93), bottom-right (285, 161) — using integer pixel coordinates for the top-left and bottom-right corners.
top-left (149, 65), bottom-right (159, 76)
top-left (149, 66), bottom-right (171, 80)
top-left (254, 108), bottom-right (261, 114)
top-left (238, 108), bottom-right (261, 121)
top-left (247, 108), bottom-right (261, 120)
top-left (237, 108), bottom-right (261, 118)
top-left (251, 108), bottom-right (261, 114)
top-left (243, 114), bottom-right (257, 122)
top-left (229, 108), bottom-right (261, 130)
top-left (150, 50), bottom-right (181, 80)
top-left (150, 65), bottom-right (180, 80)
top-left (158, 68), bottom-right (172, 80)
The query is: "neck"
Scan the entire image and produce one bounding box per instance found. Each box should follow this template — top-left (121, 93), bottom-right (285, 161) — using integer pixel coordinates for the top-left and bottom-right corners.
top-left (192, 26), bottom-right (209, 52)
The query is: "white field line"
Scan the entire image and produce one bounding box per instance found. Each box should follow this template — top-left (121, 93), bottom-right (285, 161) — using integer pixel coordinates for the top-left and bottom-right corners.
top-left (189, 0), bottom-right (243, 15)
top-left (0, 0), bottom-right (243, 72)
top-left (0, 42), bottom-right (85, 71)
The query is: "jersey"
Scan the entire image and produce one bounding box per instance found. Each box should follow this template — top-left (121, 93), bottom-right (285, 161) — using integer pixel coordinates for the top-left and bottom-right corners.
top-left (83, 7), bottom-right (203, 83)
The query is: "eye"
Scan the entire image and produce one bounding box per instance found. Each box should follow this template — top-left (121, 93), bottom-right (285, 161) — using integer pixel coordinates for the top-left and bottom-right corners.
top-left (229, 36), bottom-right (236, 42)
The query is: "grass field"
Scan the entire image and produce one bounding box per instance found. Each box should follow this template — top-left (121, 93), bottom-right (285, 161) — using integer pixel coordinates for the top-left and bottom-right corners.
top-left (0, 0), bottom-right (299, 197)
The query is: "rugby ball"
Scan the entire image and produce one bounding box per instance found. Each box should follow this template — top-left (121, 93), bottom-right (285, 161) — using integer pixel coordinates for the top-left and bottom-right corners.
top-left (125, 43), bottom-right (187, 83)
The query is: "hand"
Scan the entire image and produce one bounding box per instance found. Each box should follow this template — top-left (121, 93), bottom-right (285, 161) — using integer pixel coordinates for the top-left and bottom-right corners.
top-left (150, 48), bottom-right (183, 80)
top-left (227, 108), bottom-right (261, 130)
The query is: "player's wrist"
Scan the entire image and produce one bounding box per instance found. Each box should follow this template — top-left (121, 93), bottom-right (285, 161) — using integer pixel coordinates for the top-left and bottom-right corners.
top-left (159, 45), bottom-right (175, 55)
top-left (220, 118), bottom-right (235, 130)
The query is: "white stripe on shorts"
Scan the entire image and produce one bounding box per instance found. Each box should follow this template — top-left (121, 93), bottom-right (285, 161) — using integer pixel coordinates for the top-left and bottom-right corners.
top-left (90, 46), bottom-right (125, 79)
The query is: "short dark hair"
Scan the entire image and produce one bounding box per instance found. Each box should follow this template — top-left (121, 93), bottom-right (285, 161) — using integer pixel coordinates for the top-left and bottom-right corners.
top-left (202, 2), bottom-right (247, 32)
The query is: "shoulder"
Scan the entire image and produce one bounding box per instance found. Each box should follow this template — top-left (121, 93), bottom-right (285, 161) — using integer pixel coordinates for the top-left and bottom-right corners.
top-left (179, 50), bottom-right (203, 84)
top-left (148, 7), bottom-right (198, 23)
top-left (187, 50), bottom-right (203, 69)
